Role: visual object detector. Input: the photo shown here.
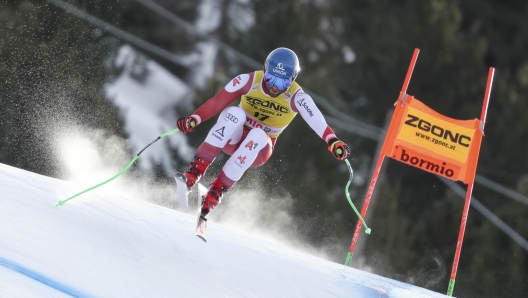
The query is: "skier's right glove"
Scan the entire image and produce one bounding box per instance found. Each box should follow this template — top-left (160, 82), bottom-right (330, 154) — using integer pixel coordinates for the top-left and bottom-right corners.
top-left (177, 116), bottom-right (198, 133)
top-left (327, 138), bottom-right (351, 161)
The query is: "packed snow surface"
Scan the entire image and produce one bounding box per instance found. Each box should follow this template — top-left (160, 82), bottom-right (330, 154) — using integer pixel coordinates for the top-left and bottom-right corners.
top-left (0, 163), bottom-right (449, 297)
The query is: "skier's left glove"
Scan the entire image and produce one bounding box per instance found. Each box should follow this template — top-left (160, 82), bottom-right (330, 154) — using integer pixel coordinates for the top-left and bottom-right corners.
top-left (177, 116), bottom-right (198, 133)
top-left (327, 138), bottom-right (350, 161)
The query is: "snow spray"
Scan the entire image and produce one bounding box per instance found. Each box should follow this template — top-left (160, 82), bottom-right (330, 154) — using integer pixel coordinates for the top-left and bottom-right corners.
top-left (57, 128), bottom-right (180, 206)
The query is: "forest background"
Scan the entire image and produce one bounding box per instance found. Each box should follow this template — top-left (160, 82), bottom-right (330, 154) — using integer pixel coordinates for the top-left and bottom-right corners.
top-left (1, 1), bottom-right (527, 297)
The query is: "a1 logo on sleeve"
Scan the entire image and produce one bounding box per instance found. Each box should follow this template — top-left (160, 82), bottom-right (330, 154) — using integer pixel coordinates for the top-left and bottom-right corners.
top-left (225, 74), bottom-right (250, 93)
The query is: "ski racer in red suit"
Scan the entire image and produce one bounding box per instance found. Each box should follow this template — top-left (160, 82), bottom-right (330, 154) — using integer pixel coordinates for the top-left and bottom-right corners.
top-left (176, 48), bottom-right (350, 240)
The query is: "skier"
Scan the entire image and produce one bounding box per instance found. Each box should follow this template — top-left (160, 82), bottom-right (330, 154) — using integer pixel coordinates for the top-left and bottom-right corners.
top-left (176, 47), bottom-right (350, 241)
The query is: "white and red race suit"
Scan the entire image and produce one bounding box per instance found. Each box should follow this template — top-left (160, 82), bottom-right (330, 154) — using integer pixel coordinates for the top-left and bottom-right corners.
top-left (191, 71), bottom-right (338, 186)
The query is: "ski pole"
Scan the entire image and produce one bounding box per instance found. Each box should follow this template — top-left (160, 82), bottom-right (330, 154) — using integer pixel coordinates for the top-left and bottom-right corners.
top-left (57, 128), bottom-right (180, 206)
top-left (344, 159), bottom-right (371, 234)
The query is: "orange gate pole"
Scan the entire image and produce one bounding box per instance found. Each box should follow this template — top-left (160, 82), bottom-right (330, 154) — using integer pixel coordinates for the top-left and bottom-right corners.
top-left (447, 67), bottom-right (494, 296)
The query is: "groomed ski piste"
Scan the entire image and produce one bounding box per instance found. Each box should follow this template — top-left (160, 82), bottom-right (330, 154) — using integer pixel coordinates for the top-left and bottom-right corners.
top-left (0, 163), bottom-right (451, 298)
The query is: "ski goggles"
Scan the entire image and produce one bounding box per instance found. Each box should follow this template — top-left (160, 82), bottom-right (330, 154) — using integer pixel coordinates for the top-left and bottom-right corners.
top-left (264, 71), bottom-right (292, 91)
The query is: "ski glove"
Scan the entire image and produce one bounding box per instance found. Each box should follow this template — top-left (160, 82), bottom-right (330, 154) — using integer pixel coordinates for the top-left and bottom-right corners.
top-left (327, 138), bottom-right (350, 161)
top-left (177, 116), bottom-right (198, 133)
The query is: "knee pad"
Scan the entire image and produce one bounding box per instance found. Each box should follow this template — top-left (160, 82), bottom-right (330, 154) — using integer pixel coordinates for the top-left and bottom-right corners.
top-left (245, 128), bottom-right (269, 146)
top-left (222, 128), bottom-right (270, 182)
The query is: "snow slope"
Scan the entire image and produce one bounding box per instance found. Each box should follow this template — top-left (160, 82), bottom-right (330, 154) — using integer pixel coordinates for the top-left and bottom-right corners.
top-left (0, 163), bottom-right (450, 298)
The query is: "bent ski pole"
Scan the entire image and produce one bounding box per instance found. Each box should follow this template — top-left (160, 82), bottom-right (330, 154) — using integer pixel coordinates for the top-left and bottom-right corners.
top-left (344, 159), bottom-right (371, 234)
top-left (57, 128), bottom-right (180, 206)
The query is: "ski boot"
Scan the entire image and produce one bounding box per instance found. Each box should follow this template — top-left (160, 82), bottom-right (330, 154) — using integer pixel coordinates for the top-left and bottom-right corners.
top-left (195, 178), bottom-right (230, 242)
top-left (184, 154), bottom-right (210, 190)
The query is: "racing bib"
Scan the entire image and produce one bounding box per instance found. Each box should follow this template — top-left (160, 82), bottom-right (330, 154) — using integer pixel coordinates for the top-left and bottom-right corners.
top-left (240, 71), bottom-right (300, 137)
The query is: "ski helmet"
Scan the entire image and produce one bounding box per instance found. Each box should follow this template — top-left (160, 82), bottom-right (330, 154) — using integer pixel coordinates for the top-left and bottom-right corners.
top-left (264, 48), bottom-right (301, 90)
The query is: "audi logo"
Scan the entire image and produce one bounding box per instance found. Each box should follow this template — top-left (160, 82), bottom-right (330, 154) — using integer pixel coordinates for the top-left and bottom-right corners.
top-left (225, 113), bottom-right (238, 123)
